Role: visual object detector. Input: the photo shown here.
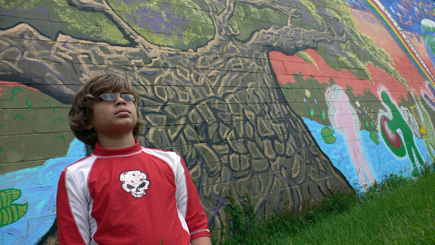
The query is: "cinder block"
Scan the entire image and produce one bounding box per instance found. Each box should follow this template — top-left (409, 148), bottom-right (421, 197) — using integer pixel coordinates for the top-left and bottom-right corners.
top-left (33, 107), bottom-right (70, 133)
top-left (0, 109), bottom-right (35, 135)
top-left (2, 133), bottom-right (68, 163)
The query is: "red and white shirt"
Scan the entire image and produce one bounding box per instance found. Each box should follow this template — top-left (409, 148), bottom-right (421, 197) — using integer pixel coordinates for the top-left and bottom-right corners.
top-left (56, 140), bottom-right (210, 244)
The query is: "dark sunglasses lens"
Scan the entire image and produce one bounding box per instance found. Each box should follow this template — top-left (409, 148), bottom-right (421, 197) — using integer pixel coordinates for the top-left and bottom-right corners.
top-left (100, 93), bottom-right (117, 101)
top-left (121, 94), bottom-right (136, 102)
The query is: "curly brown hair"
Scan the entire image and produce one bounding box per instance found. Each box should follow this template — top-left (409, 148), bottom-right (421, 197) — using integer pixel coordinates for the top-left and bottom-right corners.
top-left (69, 73), bottom-right (143, 148)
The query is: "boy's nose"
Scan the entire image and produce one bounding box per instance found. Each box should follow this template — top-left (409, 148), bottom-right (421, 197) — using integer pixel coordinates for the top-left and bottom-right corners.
top-left (115, 94), bottom-right (127, 106)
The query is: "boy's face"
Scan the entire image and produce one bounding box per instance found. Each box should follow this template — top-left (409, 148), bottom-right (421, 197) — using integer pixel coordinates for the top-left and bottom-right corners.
top-left (86, 91), bottom-right (138, 137)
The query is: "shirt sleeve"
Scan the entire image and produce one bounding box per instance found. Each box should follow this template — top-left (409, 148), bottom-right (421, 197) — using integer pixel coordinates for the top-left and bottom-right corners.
top-left (56, 169), bottom-right (90, 245)
top-left (174, 155), bottom-right (211, 241)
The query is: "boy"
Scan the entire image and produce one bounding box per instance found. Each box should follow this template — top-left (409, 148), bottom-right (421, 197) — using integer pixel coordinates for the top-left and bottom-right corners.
top-left (56, 73), bottom-right (211, 244)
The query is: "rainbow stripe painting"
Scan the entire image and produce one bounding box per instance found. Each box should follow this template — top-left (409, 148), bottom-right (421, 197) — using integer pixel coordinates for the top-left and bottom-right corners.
top-left (363, 0), bottom-right (435, 87)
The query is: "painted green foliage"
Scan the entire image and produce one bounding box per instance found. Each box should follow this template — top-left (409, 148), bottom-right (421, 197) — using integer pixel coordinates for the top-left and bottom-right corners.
top-left (0, 0), bottom-right (128, 44)
top-left (311, 2), bottom-right (405, 86)
top-left (369, 131), bottom-right (380, 145)
top-left (0, 0), bottom-right (405, 87)
top-left (227, 2), bottom-right (288, 41)
top-left (321, 127), bottom-right (336, 144)
top-left (0, 189), bottom-right (28, 227)
top-left (107, 0), bottom-right (215, 48)
top-left (282, 73), bottom-right (329, 122)
top-left (297, 51), bottom-right (319, 70)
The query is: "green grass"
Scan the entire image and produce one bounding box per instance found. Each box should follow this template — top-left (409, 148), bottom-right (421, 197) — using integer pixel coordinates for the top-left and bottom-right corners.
top-left (219, 169), bottom-right (435, 244)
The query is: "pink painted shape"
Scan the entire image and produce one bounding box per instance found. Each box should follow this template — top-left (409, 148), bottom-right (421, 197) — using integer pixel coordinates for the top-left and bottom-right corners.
top-left (334, 95), bottom-right (374, 189)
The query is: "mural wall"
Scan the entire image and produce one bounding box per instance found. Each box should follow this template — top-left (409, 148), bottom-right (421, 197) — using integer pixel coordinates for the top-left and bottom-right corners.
top-left (1, 0), bottom-right (435, 243)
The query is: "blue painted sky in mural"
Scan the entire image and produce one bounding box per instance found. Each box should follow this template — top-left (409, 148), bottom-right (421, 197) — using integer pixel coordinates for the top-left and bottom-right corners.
top-left (348, 0), bottom-right (435, 32)
top-left (422, 19), bottom-right (435, 69)
top-left (303, 118), bottom-right (433, 193)
top-left (0, 139), bottom-right (86, 245)
top-left (346, 0), bottom-right (435, 76)
top-left (347, 0), bottom-right (368, 11)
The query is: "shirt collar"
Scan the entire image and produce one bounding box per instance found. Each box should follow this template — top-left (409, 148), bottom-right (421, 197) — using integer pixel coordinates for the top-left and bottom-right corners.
top-left (93, 139), bottom-right (142, 156)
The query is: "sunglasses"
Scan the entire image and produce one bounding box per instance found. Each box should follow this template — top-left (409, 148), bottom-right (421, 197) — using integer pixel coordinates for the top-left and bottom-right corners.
top-left (97, 92), bottom-right (136, 102)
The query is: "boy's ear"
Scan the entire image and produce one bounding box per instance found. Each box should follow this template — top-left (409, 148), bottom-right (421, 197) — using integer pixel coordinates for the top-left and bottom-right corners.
top-left (84, 123), bottom-right (93, 130)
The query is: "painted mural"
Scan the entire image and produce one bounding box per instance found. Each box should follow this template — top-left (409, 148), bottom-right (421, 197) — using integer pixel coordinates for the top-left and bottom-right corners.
top-left (1, 0), bottom-right (434, 243)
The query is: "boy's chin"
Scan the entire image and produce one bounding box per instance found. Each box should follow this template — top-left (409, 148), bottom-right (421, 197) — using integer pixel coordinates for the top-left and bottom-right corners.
top-left (100, 124), bottom-right (136, 135)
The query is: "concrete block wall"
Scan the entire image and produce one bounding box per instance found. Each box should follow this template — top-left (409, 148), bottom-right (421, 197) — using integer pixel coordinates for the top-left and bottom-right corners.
top-left (1, 0), bottom-right (435, 243)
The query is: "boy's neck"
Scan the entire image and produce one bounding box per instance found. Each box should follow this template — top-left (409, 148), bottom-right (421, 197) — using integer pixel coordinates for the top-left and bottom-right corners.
top-left (97, 134), bottom-right (136, 149)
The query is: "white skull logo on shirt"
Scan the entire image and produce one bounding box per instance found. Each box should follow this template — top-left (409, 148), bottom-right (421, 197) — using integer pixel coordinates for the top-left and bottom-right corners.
top-left (120, 170), bottom-right (150, 198)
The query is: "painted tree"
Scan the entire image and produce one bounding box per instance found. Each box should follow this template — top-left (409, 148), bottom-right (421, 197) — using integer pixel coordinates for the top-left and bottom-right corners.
top-left (0, 0), bottom-right (404, 238)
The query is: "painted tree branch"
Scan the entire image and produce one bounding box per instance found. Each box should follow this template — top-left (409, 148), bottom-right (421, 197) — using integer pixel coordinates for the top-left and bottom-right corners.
top-left (239, 0), bottom-right (300, 26)
top-left (68, 0), bottom-right (157, 54)
top-left (204, 0), bottom-right (239, 39)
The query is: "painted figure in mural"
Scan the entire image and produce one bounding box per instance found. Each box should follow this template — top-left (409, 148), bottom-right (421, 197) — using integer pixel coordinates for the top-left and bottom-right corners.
top-left (380, 91), bottom-right (424, 177)
top-left (56, 74), bottom-right (211, 245)
top-left (327, 85), bottom-right (375, 189)
top-left (415, 90), bottom-right (435, 161)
